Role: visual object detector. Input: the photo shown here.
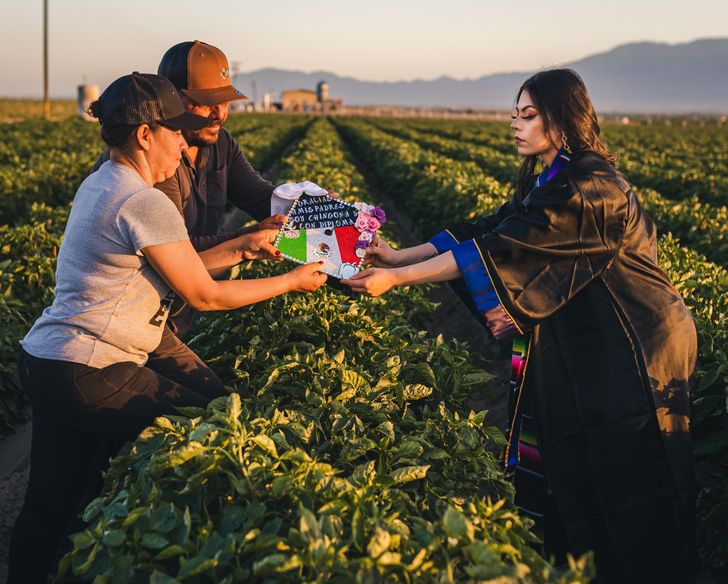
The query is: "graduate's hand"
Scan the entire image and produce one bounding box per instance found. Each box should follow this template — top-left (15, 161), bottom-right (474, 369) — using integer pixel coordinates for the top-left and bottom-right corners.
top-left (256, 214), bottom-right (287, 230)
top-left (341, 268), bottom-right (399, 297)
top-left (286, 262), bottom-right (328, 293)
top-left (363, 236), bottom-right (400, 268)
top-left (238, 228), bottom-right (283, 261)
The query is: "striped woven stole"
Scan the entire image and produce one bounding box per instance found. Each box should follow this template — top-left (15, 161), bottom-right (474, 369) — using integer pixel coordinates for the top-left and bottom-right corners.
top-left (506, 336), bottom-right (547, 526)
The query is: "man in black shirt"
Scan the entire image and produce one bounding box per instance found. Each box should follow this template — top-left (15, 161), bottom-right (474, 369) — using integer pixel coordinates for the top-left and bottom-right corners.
top-left (93, 42), bottom-right (280, 252)
top-left (92, 41), bottom-right (337, 339)
top-left (90, 41), bottom-right (335, 389)
top-left (154, 40), bottom-right (278, 254)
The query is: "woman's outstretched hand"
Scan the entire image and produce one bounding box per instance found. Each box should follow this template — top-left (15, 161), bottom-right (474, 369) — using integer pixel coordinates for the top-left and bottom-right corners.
top-left (341, 268), bottom-right (399, 297)
top-left (238, 228), bottom-right (283, 261)
top-left (363, 236), bottom-right (400, 268)
top-left (286, 262), bottom-right (329, 293)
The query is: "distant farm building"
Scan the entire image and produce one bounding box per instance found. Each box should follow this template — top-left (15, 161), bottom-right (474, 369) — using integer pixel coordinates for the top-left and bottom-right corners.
top-left (281, 81), bottom-right (342, 112)
top-left (281, 89), bottom-right (317, 111)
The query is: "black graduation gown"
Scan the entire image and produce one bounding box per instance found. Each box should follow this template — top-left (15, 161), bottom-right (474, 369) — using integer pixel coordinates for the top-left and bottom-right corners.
top-left (438, 152), bottom-right (699, 582)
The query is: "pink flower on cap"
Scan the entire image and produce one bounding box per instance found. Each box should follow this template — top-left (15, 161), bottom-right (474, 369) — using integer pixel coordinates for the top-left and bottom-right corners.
top-left (358, 231), bottom-right (373, 242)
top-left (367, 217), bottom-right (381, 232)
top-left (355, 213), bottom-right (371, 232)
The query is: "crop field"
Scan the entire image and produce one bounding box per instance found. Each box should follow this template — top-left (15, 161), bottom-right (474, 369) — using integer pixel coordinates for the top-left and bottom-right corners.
top-left (0, 99), bottom-right (76, 122)
top-left (0, 111), bottom-right (726, 581)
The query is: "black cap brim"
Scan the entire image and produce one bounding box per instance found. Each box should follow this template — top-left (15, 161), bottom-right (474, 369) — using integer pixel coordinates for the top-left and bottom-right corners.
top-left (159, 110), bottom-right (211, 131)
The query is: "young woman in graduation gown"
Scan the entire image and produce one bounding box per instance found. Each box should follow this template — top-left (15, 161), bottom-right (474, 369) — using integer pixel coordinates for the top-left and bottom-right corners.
top-left (342, 69), bottom-right (700, 583)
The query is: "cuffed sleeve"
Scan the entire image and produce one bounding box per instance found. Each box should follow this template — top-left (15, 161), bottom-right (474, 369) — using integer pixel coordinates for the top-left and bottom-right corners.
top-left (429, 229), bottom-right (460, 253)
top-left (429, 201), bottom-right (515, 254)
top-left (451, 239), bottom-right (500, 313)
top-left (441, 201), bottom-right (515, 243)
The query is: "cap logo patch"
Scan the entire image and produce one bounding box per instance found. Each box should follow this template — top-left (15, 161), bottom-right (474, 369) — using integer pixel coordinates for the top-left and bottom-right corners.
top-left (221, 67), bottom-right (229, 79)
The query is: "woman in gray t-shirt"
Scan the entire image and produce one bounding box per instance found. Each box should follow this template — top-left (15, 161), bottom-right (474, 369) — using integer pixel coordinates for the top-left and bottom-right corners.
top-left (8, 73), bottom-right (327, 583)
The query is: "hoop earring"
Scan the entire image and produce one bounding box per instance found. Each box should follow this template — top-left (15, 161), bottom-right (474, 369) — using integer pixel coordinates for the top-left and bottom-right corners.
top-left (561, 130), bottom-right (572, 153)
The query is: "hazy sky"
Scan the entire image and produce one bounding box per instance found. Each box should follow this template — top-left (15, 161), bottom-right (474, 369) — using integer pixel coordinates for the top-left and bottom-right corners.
top-left (2, 0), bottom-right (726, 97)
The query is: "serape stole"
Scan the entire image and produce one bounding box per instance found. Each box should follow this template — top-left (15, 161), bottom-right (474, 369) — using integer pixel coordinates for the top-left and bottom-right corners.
top-left (504, 150), bottom-right (572, 527)
top-left (505, 336), bottom-right (547, 526)
top-left (429, 149), bottom-right (572, 528)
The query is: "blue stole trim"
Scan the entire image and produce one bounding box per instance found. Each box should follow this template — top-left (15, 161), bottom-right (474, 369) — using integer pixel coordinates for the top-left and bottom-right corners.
top-left (534, 149), bottom-right (571, 188)
top-left (451, 239), bottom-right (500, 313)
top-left (429, 229), bottom-right (460, 253)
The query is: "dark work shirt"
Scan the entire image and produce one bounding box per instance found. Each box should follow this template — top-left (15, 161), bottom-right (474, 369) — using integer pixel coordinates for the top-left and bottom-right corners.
top-left (90, 128), bottom-right (275, 251)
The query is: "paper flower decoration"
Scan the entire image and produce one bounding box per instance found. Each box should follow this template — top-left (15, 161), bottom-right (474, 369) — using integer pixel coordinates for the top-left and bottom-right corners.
top-left (371, 207), bottom-right (387, 223)
top-left (355, 213), bottom-right (371, 232)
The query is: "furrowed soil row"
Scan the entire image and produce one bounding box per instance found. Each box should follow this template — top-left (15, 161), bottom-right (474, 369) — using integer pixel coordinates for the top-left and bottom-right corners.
top-left (379, 117), bottom-right (728, 206)
top-left (367, 118), bottom-right (728, 270)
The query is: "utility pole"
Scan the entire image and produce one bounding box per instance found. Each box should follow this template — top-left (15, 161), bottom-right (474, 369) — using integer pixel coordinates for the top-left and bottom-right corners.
top-left (231, 61), bottom-right (240, 85)
top-left (43, 0), bottom-right (50, 119)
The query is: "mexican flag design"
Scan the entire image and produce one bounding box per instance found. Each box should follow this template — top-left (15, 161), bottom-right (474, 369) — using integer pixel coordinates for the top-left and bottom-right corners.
top-left (277, 225), bottom-right (362, 279)
top-left (271, 184), bottom-right (387, 280)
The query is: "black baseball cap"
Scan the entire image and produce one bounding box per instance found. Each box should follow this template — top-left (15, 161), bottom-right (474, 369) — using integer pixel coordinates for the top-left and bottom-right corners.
top-left (90, 72), bottom-right (211, 130)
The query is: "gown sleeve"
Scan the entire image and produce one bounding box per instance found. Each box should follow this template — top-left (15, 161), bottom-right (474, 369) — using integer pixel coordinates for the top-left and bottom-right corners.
top-left (429, 200), bottom-right (515, 253)
top-left (464, 173), bottom-right (628, 333)
top-left (428, 201), bottom-right (520, 340)
top-left (427, 172), bottom-right (629, 337)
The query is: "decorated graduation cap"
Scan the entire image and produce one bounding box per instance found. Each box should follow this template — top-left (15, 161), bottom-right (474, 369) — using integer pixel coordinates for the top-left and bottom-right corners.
top-left (272, 182), bottom-right (386, 280)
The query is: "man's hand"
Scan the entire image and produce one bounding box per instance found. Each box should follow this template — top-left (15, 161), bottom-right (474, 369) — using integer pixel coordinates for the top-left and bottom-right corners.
top-left (256, 214), bottom-right (287, 230)
top-left (237, 228), bottom-right (283, 261)
top-left (235, 214), bottom-right (287, 237)
top-left (340, 268), bottom-right (399, 297)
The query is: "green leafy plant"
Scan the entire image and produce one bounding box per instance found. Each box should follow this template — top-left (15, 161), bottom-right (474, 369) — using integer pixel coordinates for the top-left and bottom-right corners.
top-left (60, 119), bottom-right (592, 582)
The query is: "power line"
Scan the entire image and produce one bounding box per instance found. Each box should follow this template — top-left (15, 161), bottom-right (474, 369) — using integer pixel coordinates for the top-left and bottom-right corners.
top-left (43, 0), bottom-right (49, 119)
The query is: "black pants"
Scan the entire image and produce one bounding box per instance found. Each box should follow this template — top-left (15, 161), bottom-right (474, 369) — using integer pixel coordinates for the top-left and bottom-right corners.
top-left (8, 326), bottom-right (226, 584)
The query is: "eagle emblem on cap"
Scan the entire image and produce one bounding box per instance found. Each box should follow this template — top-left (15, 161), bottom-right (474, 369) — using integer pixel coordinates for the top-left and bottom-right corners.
top-left (221, 67), bottom-right (229, 80)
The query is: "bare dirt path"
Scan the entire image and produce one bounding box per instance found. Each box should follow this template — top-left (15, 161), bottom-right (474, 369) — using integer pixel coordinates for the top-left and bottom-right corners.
top-left (218, 125), bottom-right (308, 234)
top-left (333, 125), bottom-right (511, 430)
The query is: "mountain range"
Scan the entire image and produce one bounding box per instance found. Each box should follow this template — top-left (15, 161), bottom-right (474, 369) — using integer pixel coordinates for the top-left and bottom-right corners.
top-left (233, 39), bottom-right (728, 113)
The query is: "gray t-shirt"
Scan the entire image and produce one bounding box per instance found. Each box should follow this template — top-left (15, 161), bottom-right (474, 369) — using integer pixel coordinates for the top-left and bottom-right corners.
top-left (22, 161), bottom-right (190, 368)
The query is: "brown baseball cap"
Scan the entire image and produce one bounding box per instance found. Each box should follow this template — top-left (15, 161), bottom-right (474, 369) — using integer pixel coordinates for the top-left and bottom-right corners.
top-left (158, 40), bottom-right (247, 106)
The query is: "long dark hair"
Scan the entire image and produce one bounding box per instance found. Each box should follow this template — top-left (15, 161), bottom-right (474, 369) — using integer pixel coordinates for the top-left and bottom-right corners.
top-left (514, 69), bottom-right (615, 198)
